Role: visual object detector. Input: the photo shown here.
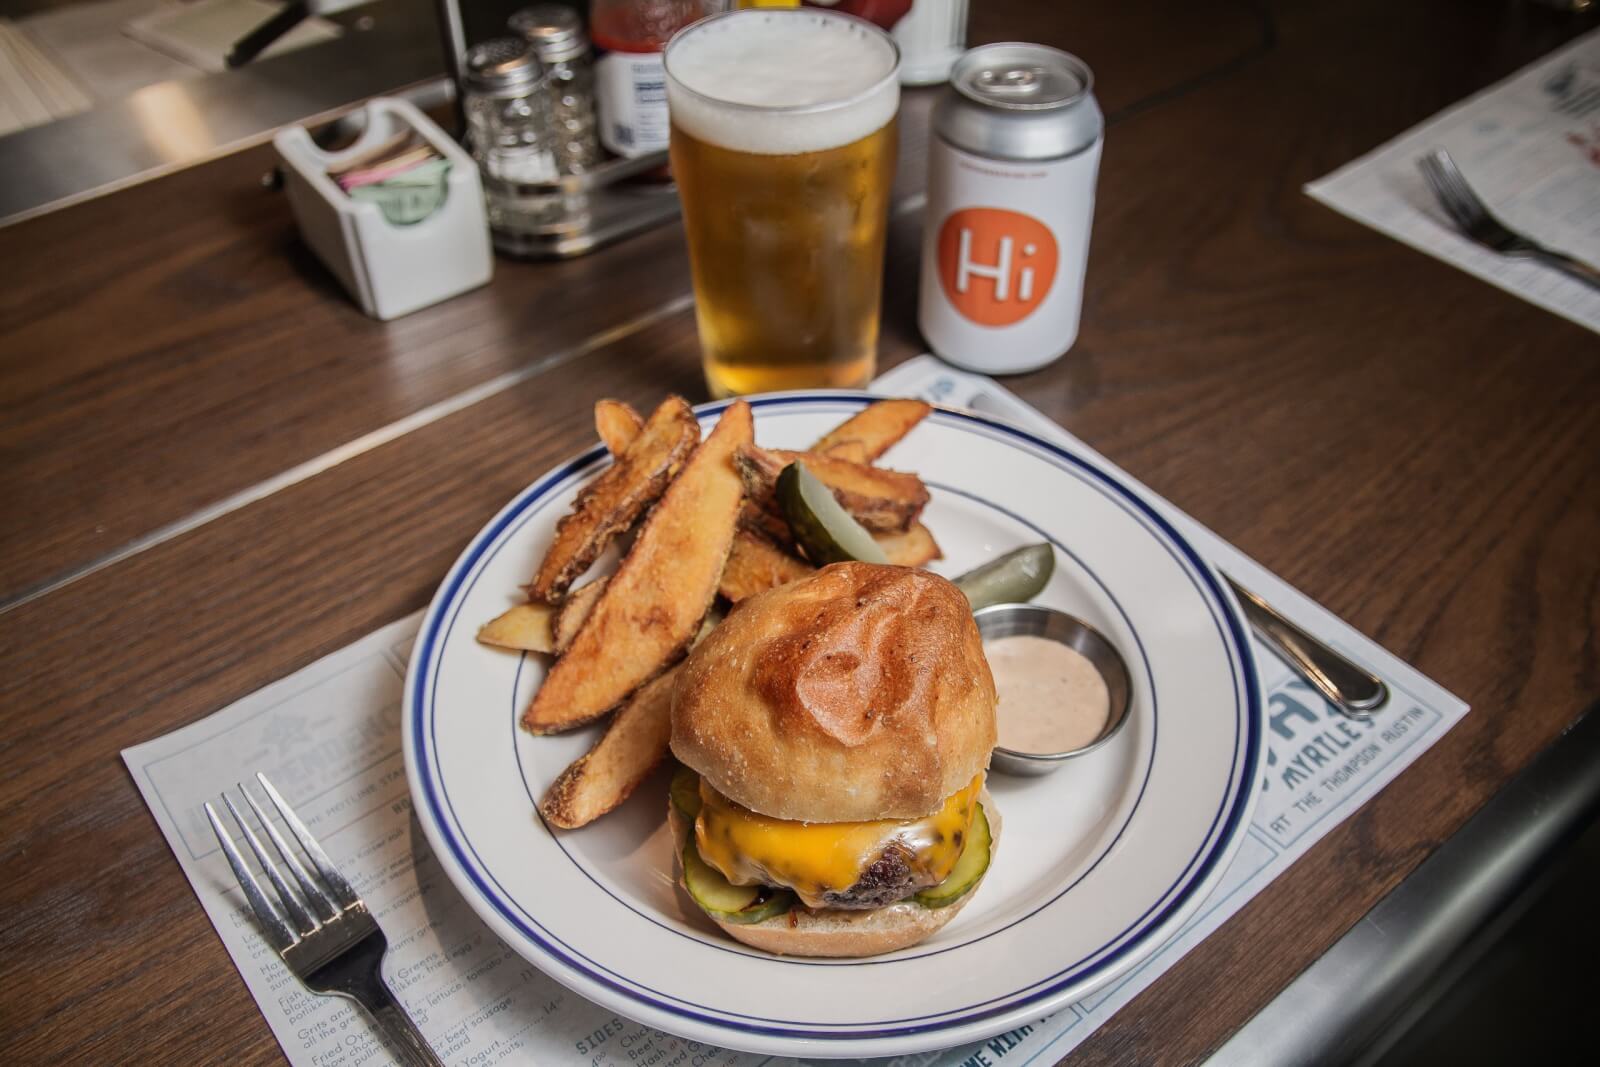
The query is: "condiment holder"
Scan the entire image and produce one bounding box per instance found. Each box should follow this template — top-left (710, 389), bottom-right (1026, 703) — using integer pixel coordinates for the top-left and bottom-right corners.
top-left (974, 603), bottom-right (1132, 776)
top-left (274, 97), bottom-right (492, 321)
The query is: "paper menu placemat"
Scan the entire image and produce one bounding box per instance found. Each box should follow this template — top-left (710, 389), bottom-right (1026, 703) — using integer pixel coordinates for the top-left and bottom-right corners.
top-left (123, 357), bottom-right (1469, 1066)
top-left (1305, 27), bottom-right (1600, 335)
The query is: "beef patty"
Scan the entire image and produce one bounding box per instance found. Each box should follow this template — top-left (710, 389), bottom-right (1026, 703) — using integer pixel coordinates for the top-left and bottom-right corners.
top-left (819, 842), bottom-right (940, 909)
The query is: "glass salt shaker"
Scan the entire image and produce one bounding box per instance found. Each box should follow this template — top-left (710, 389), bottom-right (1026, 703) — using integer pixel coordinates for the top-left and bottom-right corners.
top-left (509, 4), bottom-right (601, 174)
top-left (462, 38), bottom-right (562, 231)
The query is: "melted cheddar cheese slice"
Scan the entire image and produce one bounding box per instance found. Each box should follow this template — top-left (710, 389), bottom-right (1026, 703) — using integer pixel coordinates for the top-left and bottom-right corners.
top-left (694, 775), bottom-right (983, 909)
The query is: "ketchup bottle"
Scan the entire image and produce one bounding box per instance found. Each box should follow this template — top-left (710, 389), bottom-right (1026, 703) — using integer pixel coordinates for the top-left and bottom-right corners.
top-left (591, 0), bottom-right (713, 159)
top-left (803, 0), bottom-right (913, 30)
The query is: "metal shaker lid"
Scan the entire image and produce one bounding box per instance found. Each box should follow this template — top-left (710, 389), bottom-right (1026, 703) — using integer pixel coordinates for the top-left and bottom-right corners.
top-left (509, 5), bottom-right (589, 65)
top-left (464, 38), bottom-right (545, 97)
top-left (952, 43), bottom-right (1092, 111)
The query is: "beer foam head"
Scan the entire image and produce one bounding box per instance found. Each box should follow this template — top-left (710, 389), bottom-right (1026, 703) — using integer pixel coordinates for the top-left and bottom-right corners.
top-left (665, 10), bottom-right (900, 156)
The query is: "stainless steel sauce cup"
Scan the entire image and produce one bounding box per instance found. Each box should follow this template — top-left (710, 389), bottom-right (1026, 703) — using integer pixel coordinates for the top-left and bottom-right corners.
top-left (974, 603), bottom-right (1132, 775)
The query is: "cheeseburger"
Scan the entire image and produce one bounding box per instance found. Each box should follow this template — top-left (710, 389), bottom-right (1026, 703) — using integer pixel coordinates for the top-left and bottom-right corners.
top-left (668, 562), bottom-right (999, 957)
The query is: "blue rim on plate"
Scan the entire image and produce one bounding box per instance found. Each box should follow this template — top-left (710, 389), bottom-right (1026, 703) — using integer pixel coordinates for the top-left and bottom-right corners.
top-left (403, 392), bottom-right (1263, 1049)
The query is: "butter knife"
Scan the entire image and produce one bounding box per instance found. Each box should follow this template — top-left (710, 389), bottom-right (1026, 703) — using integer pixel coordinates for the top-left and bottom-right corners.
top-left (1223, 573), bottom-right (1388, 717)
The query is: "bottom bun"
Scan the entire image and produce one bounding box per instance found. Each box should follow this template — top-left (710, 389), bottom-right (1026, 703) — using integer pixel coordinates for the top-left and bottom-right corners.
top-left (668, 790), bottom-right (1001, 958)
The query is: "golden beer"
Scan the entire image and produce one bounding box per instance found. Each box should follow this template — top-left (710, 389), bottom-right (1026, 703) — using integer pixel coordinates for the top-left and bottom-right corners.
top-left (665, 10), bottom-right (901, 398)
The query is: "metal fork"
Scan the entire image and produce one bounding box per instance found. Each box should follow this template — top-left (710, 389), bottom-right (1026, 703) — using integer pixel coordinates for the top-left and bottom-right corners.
top-left (1418, 148), bottom-right (1600, 290)
top-left (206, 774), bottom-right (443, 1066)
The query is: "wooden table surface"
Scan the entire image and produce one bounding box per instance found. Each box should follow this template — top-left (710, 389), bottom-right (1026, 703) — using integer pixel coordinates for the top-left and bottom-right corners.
top-left (2, 0), bottom-right (1597, 1063)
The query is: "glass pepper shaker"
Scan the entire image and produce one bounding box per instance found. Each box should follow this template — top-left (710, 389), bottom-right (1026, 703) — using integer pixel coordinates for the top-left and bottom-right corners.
top-left (509, 4), bottom-right (602, 175)
top-left (462, 38), bottom-right (562, 232)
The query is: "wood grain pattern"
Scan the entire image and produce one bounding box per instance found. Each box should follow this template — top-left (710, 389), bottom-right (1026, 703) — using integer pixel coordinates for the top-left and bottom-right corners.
top-left (1, 0), bottom-right (1597, 1065)
top-left (0, 0), bottom-right (1266, 607)
top-left (0, 149), bottom-right (694, 604)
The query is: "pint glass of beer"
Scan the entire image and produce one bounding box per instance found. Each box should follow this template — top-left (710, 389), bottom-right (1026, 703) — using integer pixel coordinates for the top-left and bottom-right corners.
top-left (665, 10), bottom-right (900, 397)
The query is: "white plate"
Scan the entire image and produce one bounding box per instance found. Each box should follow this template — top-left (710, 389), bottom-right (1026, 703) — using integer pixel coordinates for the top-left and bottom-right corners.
top-left (403, 393), bottom-right (1263, 1059)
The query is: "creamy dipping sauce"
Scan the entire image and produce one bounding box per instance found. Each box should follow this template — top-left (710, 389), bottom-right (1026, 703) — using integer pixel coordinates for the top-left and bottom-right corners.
top-left (986, 634), bottom-right (1111, 753)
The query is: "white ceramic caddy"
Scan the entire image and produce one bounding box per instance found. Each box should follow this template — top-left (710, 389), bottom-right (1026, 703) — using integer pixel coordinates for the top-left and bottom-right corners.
top-left (275, 96), bottom-right (491, 321)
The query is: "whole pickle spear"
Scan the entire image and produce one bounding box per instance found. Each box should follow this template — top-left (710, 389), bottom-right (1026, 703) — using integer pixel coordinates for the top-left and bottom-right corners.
top-left (952, 543), bottom-right (1055, 610)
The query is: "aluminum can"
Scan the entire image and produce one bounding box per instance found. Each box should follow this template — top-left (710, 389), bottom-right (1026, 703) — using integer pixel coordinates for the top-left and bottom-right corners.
top-left (919, 43), bottom-right (1103, 374)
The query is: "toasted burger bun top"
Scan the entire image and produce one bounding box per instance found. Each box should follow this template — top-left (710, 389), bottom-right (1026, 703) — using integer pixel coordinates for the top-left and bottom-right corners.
top-left (671, 562), bottom-right (997, 822)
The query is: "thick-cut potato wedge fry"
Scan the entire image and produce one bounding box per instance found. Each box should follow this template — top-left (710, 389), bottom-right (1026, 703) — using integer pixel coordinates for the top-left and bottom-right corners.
top-left (523, 400), bottom-right (752, 733)
top-left (595, 399), bottom-right (643, 457)
top-left (715, 522), bottom-right (939, 603)
top-left (553, 577), bottom-right (608, 653)
top-left (539, 666), bottom-right (679, 829)
top-left (527, 396), bottom-right (699, 602)
top-left (477, 602), bottom-right (557, 653)
top-left (874, 522), bottom-right (943, 567)
top-left (476, 576), bottom-right (612, 654)
top-left (719, 530), bottom-right (814, 603)
top-left (820, 441), bottom-right (870, 463)
top-left (537, 614), bottom-right (721, 829)
top-left (738, 499), bottom-right (795, 549)
top-left (715, 521), bottom-right (938, 604)
top-left (772, 449), bottom-right (929, 518)
top-left (811, 399), bottom-right (931, 462)
top-left (734, 445), bottom-right (929, 533)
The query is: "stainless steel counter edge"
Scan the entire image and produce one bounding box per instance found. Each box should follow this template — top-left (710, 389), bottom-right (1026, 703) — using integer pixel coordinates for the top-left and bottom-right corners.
top-left (1204, 702), bottom-right (1600, 1067)
top-left (0, 2), bottom-right (448, 226)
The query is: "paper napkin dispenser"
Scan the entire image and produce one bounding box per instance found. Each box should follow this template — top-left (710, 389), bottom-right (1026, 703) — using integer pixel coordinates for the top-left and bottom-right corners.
top-left (274, 96), bottom-right (492, 321)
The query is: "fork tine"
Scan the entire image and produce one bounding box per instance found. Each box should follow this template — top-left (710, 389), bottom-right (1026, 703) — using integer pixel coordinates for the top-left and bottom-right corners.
top-left (1419, 153), bottom-right (1477, 230)
top-left (223, 792), bottom-right (320, 934)
top-left (256, 773), bottom-right (361, 911)
top-left (1434, 150), bottom-right (1504, 227)
top-left (1432, 155), bottom-right (1483, 219)
top-left (1431, 150), bottom-right (1477, 200)
top-left (1418, 153), bottom-right (1452, 205)
top-left (1424, 149), bottom-right (1535, 252)
top-left (206, 801), bottom-right (297, 952)
top-left (241, 782), bottom-right (339, 922)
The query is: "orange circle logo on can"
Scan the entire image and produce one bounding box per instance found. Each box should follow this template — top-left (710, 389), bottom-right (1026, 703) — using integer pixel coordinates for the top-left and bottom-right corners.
top-left (936, 208), bottom-right (1059, 327)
